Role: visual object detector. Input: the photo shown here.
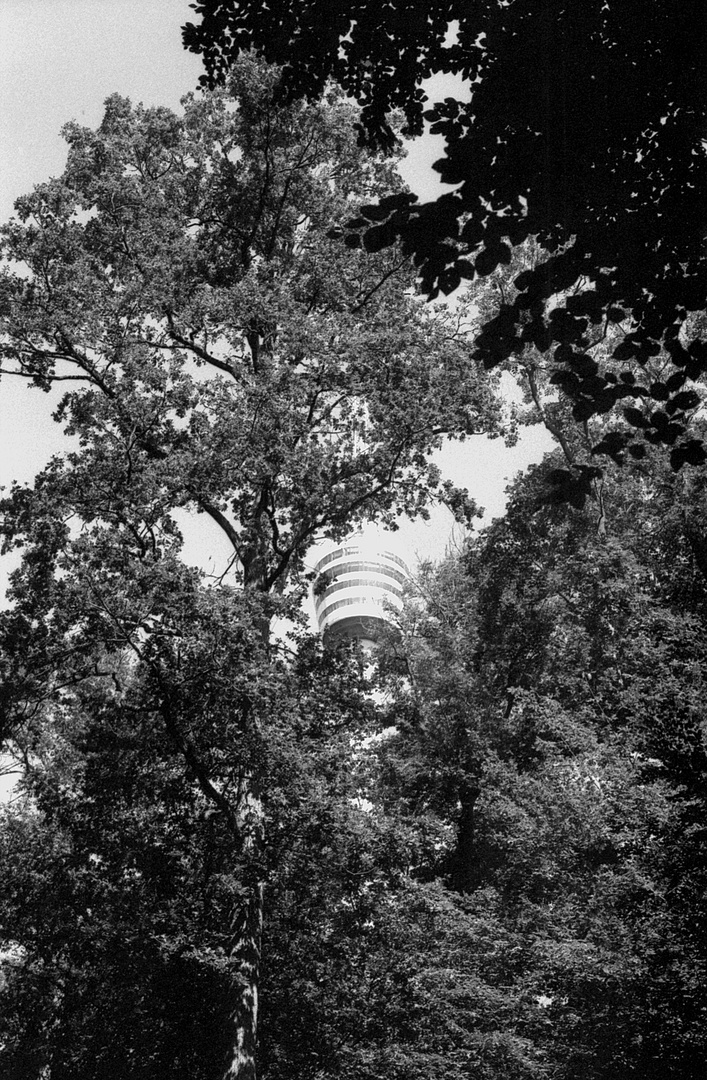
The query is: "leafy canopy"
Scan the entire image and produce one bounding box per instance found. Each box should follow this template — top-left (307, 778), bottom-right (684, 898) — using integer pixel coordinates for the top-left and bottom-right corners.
top-left (0, 57), bottom-right (502, 1080)
top-left (0, 56), bottom-right (498, 620)
top-left (183, 2), bottom-right (707, 463)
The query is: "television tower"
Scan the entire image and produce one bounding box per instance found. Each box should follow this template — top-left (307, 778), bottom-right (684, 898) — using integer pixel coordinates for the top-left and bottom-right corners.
top-left (313, 534), bottom-right (408, 647)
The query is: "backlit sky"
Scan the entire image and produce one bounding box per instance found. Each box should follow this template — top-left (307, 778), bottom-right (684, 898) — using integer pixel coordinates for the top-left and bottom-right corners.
top-left (0, 0), bottom-right (553, 590)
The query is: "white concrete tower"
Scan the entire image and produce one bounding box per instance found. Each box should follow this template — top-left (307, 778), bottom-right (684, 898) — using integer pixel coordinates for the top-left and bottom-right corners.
top-left (313, 533), bottom-right (409, 647)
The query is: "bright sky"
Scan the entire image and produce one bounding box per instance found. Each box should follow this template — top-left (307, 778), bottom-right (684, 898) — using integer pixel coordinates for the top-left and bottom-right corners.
top-left (0, 0), bottom-right (553, 594)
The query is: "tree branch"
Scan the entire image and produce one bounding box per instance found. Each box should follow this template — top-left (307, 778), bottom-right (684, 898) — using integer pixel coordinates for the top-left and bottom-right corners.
top-left (164, 311), bottom-right (238, 377)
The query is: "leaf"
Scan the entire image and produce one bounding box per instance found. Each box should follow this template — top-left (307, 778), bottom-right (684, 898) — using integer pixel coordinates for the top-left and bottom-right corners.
top-left (623, 407), bottom-right (647, 428)
top-left (665, 371), bottom-right (687, 392)
top-left (362, 221), bottom-right (396, 253)
top-left (627, 442), bottom-right (646, 459)
top-left (591, 431), bottom-right (629, 462)
top-left (568, 353), bottom-right (599, 377)
top-left (649, 382), bottom-right (670, 402)
top-left (669, 390), bottom-right (701, 413)
top-left (670, 440), bottom-right (707, 470)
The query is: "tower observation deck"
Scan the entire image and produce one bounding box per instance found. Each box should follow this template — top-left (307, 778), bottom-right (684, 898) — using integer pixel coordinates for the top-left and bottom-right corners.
top-left (313, 538), bottom-right (409, 647)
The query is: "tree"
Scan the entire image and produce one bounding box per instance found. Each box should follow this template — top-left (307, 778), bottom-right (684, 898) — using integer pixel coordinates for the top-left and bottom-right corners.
top-left (183, 2), bottom-right (707, 465)
top-left (0, 57), bottom-right (501, 1079)
top-left (0, 628), bottom-right (411, 1079)
top-left (368, 439), bottom-right (707, 1076)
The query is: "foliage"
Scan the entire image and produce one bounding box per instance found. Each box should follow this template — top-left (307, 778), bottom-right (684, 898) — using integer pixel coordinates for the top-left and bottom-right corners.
top-left (366, 440), bottom-right (707, 1077)
top-left (3, 32), bottom-right (707, 1080)
top-left (0, 56), bottom-right (501, 1080)
top-left (183, 3), bottom-right (707, 466)
top-left (0, 56), bottom-right (498, 610)
top-left (0, 632), bottom-right (393, 1078)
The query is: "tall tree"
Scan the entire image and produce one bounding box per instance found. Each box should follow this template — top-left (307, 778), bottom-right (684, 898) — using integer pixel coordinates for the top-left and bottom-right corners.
top-left (369, 439), bottom-right (707, 1076)
top-left (0, 624), bottom-right (410, 1079)
top-left (0, 57), bottom-right (500, 1079)
top-left (183, 3), bottom-right (707, 464)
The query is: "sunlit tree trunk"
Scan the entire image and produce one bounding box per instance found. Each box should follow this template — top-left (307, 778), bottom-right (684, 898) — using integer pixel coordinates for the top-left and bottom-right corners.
top-left (222, 555), bottom-right (268, 1080)
top-left (449, 781), bottom-right (480, 894)
top-left (224, 883), bottom-right (264, 1080)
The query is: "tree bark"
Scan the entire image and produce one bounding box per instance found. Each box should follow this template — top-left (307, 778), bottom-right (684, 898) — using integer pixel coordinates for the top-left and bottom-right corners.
top-left (223, 883), bottom-right (264, 1080)
top-left (449, 781), bottom-right (481, 894)
top-left (223, 556), bottom-right (269, 1080)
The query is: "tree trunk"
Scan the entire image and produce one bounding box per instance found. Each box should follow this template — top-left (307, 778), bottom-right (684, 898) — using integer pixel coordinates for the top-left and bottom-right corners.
top-left (220, 772), bottom-right (265, 1080)
top-left (223, 882), bottom-right (264, 1080)
top-left (224, 556), bottom-right (269, 1080)
top-left (449, 782), bottom-right (481, 893)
